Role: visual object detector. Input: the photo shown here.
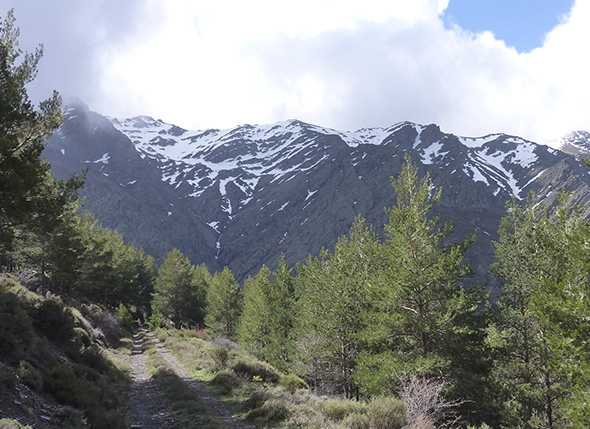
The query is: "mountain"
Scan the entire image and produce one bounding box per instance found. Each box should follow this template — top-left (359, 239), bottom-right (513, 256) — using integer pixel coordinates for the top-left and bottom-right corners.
top-left (559, 130), bottom-right (590, 158)
top-left (44, 103), bottom-right (590, 284)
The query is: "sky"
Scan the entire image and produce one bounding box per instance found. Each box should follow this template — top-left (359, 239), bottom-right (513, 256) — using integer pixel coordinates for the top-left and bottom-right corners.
top-left (1, 0), bottom-right (587, 146)
top-left (444, 0), bottom-right (574, 52)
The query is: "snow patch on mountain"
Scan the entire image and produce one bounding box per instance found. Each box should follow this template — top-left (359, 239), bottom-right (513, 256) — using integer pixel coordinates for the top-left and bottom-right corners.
top-left (458, 135), bottom-right (500, 148)
top-left (420, 141), bottom-right (447, 165)
top-left (111, 115), bottom-right (563, 209)
top-left (560, 130), bottom-right (590, 155)
top-left (84, 152), bottom-right (111, 164)
top-left (463, 164), bottom-right (489, 185)
top-left (305, 189), bottom-right (318, 201)
top-left (455, 134), bottom-right (544, 198)
top-left (207, 221), bottom-right (220, 233)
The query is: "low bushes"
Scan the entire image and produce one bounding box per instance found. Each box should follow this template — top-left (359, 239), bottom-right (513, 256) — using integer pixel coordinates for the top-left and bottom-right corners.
top-left (0, 278), bottom-right (129, 429)
top-left (245, 398), bottom-right (290, 423)
top-left (81, 304), bottom-right (122, 346)
top-left (366, 397), bottom-right (407, 429)
top-left (78, 345), bottom-right (110, 374)
top-left (53, 407), bottom-right (85, 429)
top-left (210, 369), bottom-right (241, 394)
top-left (73, 327), bottom-right (92, 348)
top-left (44, 364), bottom-right (87, 409)
top-left (232, 359), bottom-right (280, 383)
top-left (209, 346), bottom-right (229, 369)
top-left (16, 361), bottom-right (42, 392)
top-left (115, 304), bottom-right (135, 331)
top-left (342, 413), bottom-right (370, 429)
top-left (33, 298), bottom-right (75, 344)
top-left (279, 374), bottom-right (308, 394)
top-left (155, 328), bottom-right (418, 429)
top-left (286, 404), bottom-right (335, 429)
top-left (43, 362), bottom-right (126, 429)
top-left (321, 399), bottom-right (367, 422)
top-left (0, 364), bottom-right (17, 390)
top-left (0, 293), bottom-right (34, 361)
top-left (243, 389), bottom-right (270, 410)
top-left (211, 337), bottom-right (239, 350)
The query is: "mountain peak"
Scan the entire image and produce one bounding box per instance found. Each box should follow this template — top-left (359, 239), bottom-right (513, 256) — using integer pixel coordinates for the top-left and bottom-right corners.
top-left (63, 100), bottom-right (90, 120)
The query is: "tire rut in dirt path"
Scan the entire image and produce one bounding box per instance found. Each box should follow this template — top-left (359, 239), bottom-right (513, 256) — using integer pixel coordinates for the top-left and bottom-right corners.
top-left (128, 329), bottom-right (173, 428)
top-left (144, 331), bottom-right (254, 429)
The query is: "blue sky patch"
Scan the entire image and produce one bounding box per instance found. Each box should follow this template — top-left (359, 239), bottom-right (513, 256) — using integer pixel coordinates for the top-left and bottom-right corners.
top-left (444, 0), bottom-right (574, 52)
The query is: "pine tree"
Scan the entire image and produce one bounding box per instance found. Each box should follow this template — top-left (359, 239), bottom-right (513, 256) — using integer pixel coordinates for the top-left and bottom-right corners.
top-left (356, 157), bottom-right (472, 395)
top-left (77, 219), bottom-right (121, 306)
top-left (295, 218), bottom-right (381, 397)
top-left (238, 266), bottom-right (273, 355)
top-left (73, 217), bottom-right (157, 310)
top-left (0, 10), bottom-right (155, 316)
top-left (41, 202), bottom-right (86, 294)
top-left (0, 10), bottom-right (80, 269)
top-left (152, 249), bottom-right (207, 327)
top-left (489, 197), bottom-right (590, 428)
top-left (238, 257), bottom-right (294, 371)
top-left (131, 251), bottom-right (157, 317)
top-left (205, 267), bottom-right (242, 338)
top-left (265, 257), bottom-right (295, 369)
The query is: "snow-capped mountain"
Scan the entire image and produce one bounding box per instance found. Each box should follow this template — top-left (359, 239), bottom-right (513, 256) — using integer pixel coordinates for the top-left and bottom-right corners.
top-left (560, 130), bottom-right (590, 158)
top-left (110, 115), bottom-right (547, 203)
top-left (44, 103), bottom-right (590, 284)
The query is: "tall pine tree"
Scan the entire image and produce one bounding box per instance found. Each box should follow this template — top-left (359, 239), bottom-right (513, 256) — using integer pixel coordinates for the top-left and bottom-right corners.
top-left (356, 157), bottom-right (472, 395)
top-left (239, 266), bottom-right (273, 357)
top-left (152, 249), bottom-right (207, 327)
top-left (295, 218), bottom-right (381, 397)
top-left (266, 257), bottom-right (295, 369)
top-left (0, 9), bottom-right (79, 269)
top-left (489, 197), bottom-right (590, 428)
top-left (205, 267), bottom-right (242, 338)
top-left (238, 257), bottom-right (294, 371)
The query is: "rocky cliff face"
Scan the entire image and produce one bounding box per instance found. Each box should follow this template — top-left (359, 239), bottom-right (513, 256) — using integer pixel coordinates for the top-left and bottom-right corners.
top-left (44, 103), bottom-right (590, 284)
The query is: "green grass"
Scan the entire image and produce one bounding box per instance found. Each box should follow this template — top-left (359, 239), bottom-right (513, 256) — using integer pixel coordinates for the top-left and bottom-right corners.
top-left (155, 328), bottom-right (411, 429)
top-left (155, 329), bottom-right (217, 378)
top-left (320, 399), bottom-right (368, 422)
top-left (153, 329), bottom-right (345, 428)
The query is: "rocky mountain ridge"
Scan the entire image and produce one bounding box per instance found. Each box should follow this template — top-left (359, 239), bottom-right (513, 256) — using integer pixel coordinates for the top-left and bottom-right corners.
top-left (44, 103), bottom-right (590, 283)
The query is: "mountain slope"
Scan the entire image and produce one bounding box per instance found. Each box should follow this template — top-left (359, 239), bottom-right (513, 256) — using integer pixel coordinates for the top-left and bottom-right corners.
top-left (44, 103), bottom-right (590, 283)
top-left (560, 130), bottom-right (590, 158)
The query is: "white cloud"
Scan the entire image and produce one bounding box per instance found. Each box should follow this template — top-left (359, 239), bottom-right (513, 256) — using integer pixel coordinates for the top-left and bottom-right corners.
top-left (89, 0), bottom-right (588, 145)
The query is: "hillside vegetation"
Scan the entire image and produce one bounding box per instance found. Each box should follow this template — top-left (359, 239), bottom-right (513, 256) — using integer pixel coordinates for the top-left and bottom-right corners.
top-left (144, 160), bottom-right (589, 428)
top-left (0, 275), bottom-right (132, 428)
top-left (1, 9), bottom-right (589, 429)
top-left (0, 10), bottom-right (146, 428)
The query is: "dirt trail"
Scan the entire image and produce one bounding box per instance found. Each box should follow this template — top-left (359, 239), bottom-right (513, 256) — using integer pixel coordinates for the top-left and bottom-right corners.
top-left (128, 330), bottom-right (173, 428)
top-left (128, 329), bottom-right (252, 429)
